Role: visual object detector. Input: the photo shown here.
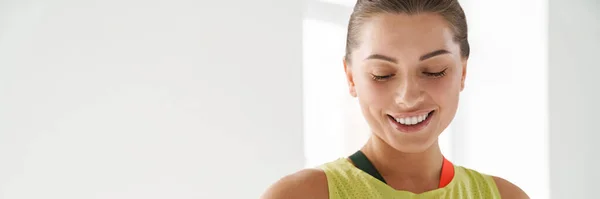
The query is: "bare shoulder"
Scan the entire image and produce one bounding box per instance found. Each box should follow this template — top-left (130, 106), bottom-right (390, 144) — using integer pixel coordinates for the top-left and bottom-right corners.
top-left (260, 168), bottom-right (329, 199)
top-left (492, 176), bottom-right (529, 199)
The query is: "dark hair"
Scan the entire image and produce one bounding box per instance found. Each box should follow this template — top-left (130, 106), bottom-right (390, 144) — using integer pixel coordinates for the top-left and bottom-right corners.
top-left (345, 0), bottom-right (470, 63)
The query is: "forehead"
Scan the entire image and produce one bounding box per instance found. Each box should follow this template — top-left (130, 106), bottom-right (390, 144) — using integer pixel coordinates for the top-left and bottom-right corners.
top-left (356, 13), bottom-right (460, 61)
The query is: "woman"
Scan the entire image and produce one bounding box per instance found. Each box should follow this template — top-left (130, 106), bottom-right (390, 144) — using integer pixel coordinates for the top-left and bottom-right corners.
top-left (263, 0), bottom-right (528, 198)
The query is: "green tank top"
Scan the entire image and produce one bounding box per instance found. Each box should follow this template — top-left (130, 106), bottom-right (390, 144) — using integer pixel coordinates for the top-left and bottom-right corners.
top-left (319, 158), bottom-right (501, 199)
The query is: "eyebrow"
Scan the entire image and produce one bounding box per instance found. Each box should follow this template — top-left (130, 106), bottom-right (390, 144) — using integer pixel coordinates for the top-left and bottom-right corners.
top-left (419, 49), bottom-right (450, 61)
top-left (364, 49), bottom-right (451, 63)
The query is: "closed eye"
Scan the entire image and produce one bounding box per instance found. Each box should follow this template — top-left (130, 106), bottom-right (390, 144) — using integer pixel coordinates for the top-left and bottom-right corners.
top-left (423, 68), bottom-right (448, 78)
top-left (371, 74), bottom-right (395, 81)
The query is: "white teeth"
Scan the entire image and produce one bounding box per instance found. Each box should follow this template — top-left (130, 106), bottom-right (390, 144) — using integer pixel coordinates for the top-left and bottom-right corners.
top-left (393, 112), bottom-right (431, 126)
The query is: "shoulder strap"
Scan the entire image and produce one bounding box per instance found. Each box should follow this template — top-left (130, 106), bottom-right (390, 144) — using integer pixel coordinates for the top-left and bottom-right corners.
top-left (348, 150), bottom-right (387, 183)
top-left (439, 157), bottom-right (454, 188)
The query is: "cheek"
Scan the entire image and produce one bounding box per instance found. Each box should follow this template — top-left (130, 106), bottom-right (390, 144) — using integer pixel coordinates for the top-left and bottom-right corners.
top-left (424, 73), bottom-right (462, 109)
top-left (355, 78), bottom-right (394, 107)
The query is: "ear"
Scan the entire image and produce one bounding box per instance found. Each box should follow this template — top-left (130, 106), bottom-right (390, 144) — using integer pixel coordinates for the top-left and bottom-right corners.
top-left (344, 58), bottom-right (357, 97)
top-left (460, 59), bottom-right (468, 91)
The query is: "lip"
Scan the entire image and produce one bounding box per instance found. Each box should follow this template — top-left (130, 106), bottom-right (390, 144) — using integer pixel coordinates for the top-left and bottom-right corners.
top-left (387, 110), bottom-right (435, 133)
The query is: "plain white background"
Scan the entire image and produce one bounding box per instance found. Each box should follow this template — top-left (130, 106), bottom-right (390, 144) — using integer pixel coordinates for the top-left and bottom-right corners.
top-left (1, 0), bottom-right (598, 198)
top-left (549, 0), bottom-right (600, 198)
top-left (0, 0), bottom-right (303, 198)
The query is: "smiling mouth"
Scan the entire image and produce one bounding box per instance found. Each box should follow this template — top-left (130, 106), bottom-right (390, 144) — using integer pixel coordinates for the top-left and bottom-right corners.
top-left (388, 111), bottom-right (434, 126)
top-left (386, 110), bottom-right (435, 133)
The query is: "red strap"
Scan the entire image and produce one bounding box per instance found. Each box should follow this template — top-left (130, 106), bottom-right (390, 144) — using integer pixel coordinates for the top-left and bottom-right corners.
top-left (438, 157), bottom-right (454, 188)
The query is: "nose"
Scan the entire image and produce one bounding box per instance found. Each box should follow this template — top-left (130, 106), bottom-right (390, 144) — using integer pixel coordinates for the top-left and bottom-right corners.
top-left (394, 76), bottom-right (424, 109)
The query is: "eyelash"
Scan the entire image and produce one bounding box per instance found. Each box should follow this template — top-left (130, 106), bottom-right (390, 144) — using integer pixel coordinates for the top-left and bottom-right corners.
top-left (371, 74), bottom-right (395, 81)
top-left (423, 68), bottom-right (448, 78)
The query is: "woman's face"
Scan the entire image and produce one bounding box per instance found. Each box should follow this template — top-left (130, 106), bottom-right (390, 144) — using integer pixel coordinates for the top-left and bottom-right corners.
top-left (345, 13), bottom-right (467, 153)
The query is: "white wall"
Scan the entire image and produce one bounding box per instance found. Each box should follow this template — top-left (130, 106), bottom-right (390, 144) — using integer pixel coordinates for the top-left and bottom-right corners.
top-left (302, 0), bottom-right (356, 167)
top-left (549, 0), bottom-right (600, 198)
top-left (0, 0), bottom-right (303, 198)
top-left (457, 0), bottom-right (549, 198)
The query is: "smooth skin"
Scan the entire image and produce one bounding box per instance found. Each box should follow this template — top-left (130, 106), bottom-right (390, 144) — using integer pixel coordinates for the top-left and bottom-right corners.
top-left (262, 13), bottom-right (528, 199)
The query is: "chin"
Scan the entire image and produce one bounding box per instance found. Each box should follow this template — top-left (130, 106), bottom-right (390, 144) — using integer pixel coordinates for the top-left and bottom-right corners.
top-left (382, 120), bottom-right (441, 153)
top-left (387, 136), bottom-right (438, 153)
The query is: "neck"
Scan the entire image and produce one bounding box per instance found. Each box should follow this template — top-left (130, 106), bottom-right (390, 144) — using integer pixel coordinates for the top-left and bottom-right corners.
top-left (360, 135), bottom-right (444, 182)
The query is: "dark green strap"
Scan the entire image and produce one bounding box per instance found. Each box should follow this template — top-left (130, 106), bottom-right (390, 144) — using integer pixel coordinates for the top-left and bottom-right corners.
top-left (349, 150), bottom-right (387, 184)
